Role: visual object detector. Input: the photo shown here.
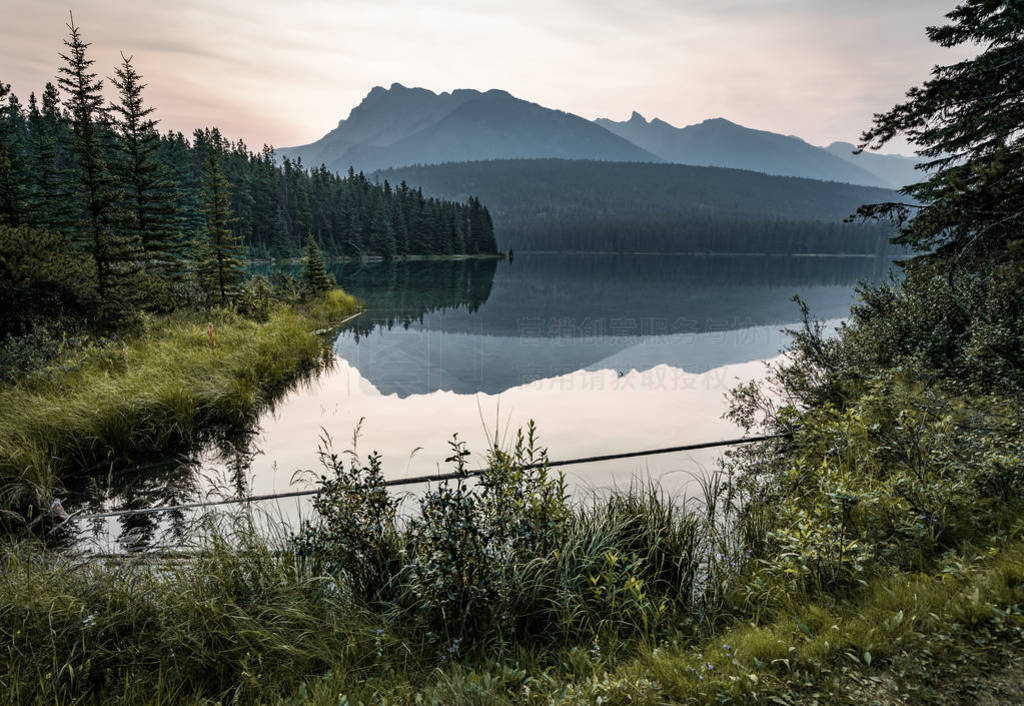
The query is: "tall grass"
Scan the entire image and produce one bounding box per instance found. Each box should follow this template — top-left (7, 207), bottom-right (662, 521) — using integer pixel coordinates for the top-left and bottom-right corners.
top-left (0, 291), bottom-right (359, 515)
top-left (2, 495), bottom-right (1021, 704)
top-left (0, 477), bottom-right (735, 704)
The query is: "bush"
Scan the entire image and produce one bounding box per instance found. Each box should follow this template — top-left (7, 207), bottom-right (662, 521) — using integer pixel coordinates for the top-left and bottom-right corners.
top-left (294, 432), bottom-right (402, 602)
top-left (0, 224), bottom-right (96, 338)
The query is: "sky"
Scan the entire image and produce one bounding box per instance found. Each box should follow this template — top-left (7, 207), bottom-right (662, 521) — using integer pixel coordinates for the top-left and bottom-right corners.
top-left (3, 0), bottom-right (974, 155)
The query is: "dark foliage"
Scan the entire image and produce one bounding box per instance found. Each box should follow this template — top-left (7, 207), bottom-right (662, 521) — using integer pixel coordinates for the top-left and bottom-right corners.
top-left (857, 0), bottom-right (1024, 267)
top-left (302, 235), bottom-right (334, 295)
top-left (378, 159), bottom-right (900, 254)
top-left (0, 17), bottom-right (497, 343)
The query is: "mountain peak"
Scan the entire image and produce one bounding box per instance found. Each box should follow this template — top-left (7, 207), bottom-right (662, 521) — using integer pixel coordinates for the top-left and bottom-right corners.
top-left (596, 113), bottom-right (889, 186)
top-left (282, 84), bottom-right (659, 173)
top-left (628, 111), bottom-right (647, 124)
top-left (699, 117), bottom-right (739, 127)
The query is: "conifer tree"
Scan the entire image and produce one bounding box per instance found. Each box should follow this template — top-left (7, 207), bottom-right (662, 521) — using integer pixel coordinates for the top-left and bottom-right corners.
top-left (858, 0), bottom-right (1024, 268)
top-left (369, 193), bottom-right (396, 259)
top-left (196, 136), bottom-right (245, 307)
top-left (110, 52), bottom-right (184, 294)
top-left (302, 234), bottom-right (334, 295)
top-left (0, 80), bottom-right (28, 226)
top-left (25, 85), bottom-right (72, 234)
top-left (58, 14), bottom-right (141, 324)
top-left (0, 80), bottom-right (14, 226)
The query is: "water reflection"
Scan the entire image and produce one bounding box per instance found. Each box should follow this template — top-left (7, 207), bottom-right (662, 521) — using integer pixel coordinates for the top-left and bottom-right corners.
top-left (70, 254), bottom-right (896, 551)
top-left (331, 253), bottom-right (889, 395)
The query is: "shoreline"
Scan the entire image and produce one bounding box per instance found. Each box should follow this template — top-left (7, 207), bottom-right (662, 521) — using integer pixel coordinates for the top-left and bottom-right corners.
top-left (249, 252), bottom-right (505, 266)
top-left (0, 291), bottom-right (361, 516)
top-left (512, 250), bottom-right (892, 258)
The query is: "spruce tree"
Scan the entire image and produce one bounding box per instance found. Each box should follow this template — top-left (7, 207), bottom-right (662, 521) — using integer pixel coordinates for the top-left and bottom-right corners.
top-left (302, 234), bottom-right (334, 295)
top-left (25, 86), bottom-right (72, 234)
top-left (0, 80), bottom-right (27, 226)
top-left (0, 80), bottom-right (14, 226)
top-left (369, 193), bottom-right (396, 259)
top-left (858, 0), bottom-right (1024, 268)
top-left (58, 14), bottom-right (141, 324)
top-left (196, 136), bottom-right (245, 307)
top-left (110, 52), bottom-right (185, 297)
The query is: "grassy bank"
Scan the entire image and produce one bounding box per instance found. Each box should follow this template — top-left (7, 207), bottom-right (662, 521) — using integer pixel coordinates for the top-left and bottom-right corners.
top-left (0, 289), bottom-right (359, 511)
top-left (0, 506), bottom-right (1020, 704)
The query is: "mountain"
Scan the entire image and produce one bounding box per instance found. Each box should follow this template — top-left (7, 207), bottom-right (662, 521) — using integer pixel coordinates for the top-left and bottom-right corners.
top-left (376, 159), bottom-right (900, 255)
top-left (825, 142), bottom-right (923, 190)
top-left (594, 113), bottom-right (889, 187)
top-left (279, 83), bottom-right (659, 173)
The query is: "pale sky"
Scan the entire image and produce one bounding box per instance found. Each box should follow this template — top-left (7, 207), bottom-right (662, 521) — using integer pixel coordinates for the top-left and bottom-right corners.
top-left (3, 0), bottom-right (973, 154)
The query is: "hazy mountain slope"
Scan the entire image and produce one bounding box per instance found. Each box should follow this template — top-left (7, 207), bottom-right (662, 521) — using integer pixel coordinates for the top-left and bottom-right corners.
top-left (594, 113), bottom-right (887, 187)
top-left (825, 142), bottom-right (923, 190)
top-left (279, 84), bottom-right (658, 173)
top-left (377, 159), bottom-right (899, 254)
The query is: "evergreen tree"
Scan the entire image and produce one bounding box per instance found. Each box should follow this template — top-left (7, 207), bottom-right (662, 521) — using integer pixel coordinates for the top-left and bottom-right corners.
top-left (0, 80), bottom-right (27, 226)
top-left (110, 52), bottom-right (185, 296)
top-left (25, 85), bottom-right (72, 233)
top-left (57, 14), bottom-right (141, 324)
top-left (369, 193), bottom-right (397, 259)
top-left (196, 136), bottom-right (245, 307)
top-left (302, 234), bottom-right (334, 295)
top-left (858, 0), bottom-right (1024, 268)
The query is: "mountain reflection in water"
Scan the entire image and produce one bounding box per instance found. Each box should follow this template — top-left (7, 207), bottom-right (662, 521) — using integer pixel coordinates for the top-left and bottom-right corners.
top-left (73, 253), bottom-right (896, 552)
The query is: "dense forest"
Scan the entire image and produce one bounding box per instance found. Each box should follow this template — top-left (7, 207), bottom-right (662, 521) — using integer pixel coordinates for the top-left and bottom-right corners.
top-left (377, 159), bottom-right (900, 254)
top-left (0, 18), bottom-right (496, 332)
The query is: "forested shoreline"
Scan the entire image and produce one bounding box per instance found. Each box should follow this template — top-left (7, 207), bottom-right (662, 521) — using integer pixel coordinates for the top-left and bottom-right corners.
top-left (377, 158), bottom-right (900, 253)
top-left (0, 17), bottom-right (496, 334)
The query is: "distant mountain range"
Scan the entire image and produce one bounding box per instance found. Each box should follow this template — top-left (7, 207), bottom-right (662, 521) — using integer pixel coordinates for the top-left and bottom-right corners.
top-left (280, 84), bottom-right (920, 188)
top-left (823, 141), bottom-right (923, 190)
top-left (597, 114), bottom-right (895, 188)
top-left (279, 84), bottom-right (657, 174)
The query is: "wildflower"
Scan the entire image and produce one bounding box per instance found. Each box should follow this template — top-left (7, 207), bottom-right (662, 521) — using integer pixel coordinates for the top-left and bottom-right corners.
top-left (590, 643), bottom-right (601, 657)
top-left (376, 628), bottom-right (384, 636)
top-left (82, 614), bottom-right (96, 628)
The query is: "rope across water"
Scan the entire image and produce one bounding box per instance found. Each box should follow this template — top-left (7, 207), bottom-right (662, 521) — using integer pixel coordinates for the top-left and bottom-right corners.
top-left (74, 432), bottom-right (790, 521)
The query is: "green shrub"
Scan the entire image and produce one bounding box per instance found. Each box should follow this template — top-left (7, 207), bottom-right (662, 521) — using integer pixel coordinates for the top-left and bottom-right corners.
top-left (294, 433), bottom-right (402, 602)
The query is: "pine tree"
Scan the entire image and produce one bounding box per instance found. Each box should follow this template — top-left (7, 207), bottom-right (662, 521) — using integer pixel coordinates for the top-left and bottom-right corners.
top-left (369, 194), bottom-right (397, 259)
top-left (196, 136), bottom-right (245, 307)
top-left (858, 0), bottom-right (1024, 268)
top-left (25, 85), bottom-right (73, 234)
top-left (0, 80), bottom-right (28, 226)
top-left (302, 234), bottom-right (334, 295)
top-left (110, 52), bottom-right (185, 297)
top-left (58, 14), bottom-right (141, 324)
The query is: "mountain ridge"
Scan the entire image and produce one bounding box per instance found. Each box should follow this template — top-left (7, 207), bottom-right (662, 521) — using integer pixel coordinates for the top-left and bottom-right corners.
top-left (280, 84), bottom-right (919, 188)
top-left (374, 158), bottom-right (901, 254)
top-left (594, 112), bottom-right (889, 187)
top-left (279, 84), bottom-right (659, 173)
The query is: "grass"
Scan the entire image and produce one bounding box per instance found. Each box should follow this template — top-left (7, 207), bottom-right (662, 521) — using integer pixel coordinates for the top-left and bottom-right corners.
top-left (0, 289), bottom-right (360, 513)
top-left (0, 507), bottom-right (1020, 704)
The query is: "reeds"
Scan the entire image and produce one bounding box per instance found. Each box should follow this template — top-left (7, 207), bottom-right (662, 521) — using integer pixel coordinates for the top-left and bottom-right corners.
top-left (2, 488), bottom-right (1021, 704)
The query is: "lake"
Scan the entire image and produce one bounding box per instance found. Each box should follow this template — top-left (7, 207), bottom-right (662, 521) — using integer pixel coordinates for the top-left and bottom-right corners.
top-left (73, 253), bottom-right (895, 551)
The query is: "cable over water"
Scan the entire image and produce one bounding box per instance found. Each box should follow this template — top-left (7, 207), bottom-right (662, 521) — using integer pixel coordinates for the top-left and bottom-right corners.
top-left (72, 432), bottom-right (789, 522)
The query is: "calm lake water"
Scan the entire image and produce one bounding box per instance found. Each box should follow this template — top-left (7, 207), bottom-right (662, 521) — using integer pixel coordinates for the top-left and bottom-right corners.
top-left (72, 253), bottom-right (895, 551)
